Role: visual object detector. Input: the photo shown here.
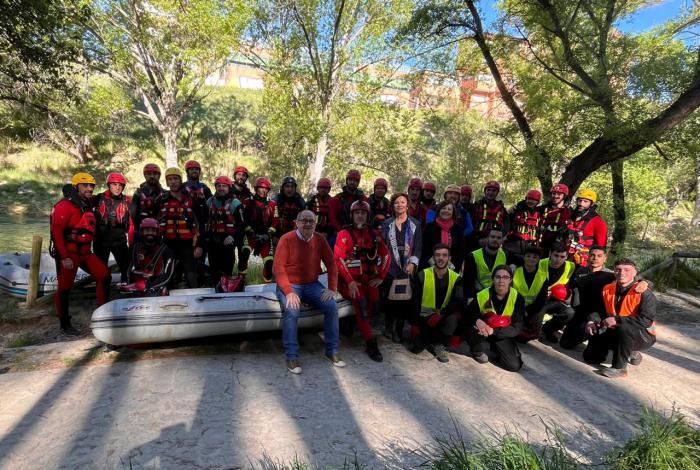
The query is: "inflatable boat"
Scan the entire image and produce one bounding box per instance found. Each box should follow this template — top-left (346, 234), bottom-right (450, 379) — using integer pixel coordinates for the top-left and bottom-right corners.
top-left (0, 252), bottom-right (120, 298)
top-left (91, 275), bottom-right (354, 346)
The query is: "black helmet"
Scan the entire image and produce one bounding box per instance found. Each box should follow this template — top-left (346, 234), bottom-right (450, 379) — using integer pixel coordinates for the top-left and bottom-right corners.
top-left (282, 176), bottom-right (297, 187)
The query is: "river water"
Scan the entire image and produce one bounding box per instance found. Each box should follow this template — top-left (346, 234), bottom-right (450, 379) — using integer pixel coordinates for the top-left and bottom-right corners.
top-left (0, 214), bottom-right (50, 253)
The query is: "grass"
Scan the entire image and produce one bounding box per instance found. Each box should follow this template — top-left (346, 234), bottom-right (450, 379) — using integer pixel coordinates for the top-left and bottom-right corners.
top-left (608, 407), bottom-right (700, 470)
top-left (6, 332), bottom-right (40, 348)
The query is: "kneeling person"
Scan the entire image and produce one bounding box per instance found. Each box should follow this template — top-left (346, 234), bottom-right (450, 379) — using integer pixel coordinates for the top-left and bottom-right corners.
top-left (411, 244), bottom-right (463, 363)
top-left (273, 210), bottom-right (344, 374)
top-left (465, 265), bottom-right (526, 372)
top-left (125, 218), bottom-right (175, 296)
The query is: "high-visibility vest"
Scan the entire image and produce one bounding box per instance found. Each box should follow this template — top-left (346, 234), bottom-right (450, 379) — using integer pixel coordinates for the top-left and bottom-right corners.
top-left (539, 259), bottom-right (575, 286)
top-left (421, 267), bottom-right (460, 313)
top-left (602, 281), bottom-right (656, 335)
top-left (472, 248), bottom-right (506, 289)
top-left (512, 266), bottom-right (547, 306)
top-left (477, 287), bottom-right (518, 317)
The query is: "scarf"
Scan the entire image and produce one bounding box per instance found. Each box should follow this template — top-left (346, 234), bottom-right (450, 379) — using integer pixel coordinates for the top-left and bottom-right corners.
top-left (435, 217), bottom-right (454, 245)
top-left (388, 217), bottom-right (415, 270)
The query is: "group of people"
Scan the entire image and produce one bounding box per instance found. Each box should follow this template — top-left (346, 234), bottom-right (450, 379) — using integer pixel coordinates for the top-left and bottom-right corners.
top-left (50, 165), bottom-right (657, 379)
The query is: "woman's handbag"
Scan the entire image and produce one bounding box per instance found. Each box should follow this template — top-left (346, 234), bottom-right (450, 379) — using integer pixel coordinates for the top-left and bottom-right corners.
top-left (387, 277), bottom-right (412, 301)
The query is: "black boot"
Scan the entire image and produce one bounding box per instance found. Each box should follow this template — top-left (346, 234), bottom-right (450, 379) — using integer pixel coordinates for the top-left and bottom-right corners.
top-left (383, 315), bottom-right (394, 340)
top-left (366, 338), bottom-right (383, 362)
top-left (59, 316), bottom-right (80, 336)
top-left (392, 319), bottom-right (404, 343)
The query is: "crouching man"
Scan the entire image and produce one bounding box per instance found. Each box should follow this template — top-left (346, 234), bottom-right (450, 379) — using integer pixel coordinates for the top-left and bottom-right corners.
top-left (583, 258), bottom-right (656, 378)
top-left (273, 210), bottom-right (345, 374)
top-left (123, 218), bottom-right (175, 297)
top-left (410, 244), bottom-right (463, 363)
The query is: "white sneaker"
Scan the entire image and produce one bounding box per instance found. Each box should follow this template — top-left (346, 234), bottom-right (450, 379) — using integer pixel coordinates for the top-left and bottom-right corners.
top-left (286, 359), bottom-right (302, 374)
top-left (324, 354), bottom-right (346, 368)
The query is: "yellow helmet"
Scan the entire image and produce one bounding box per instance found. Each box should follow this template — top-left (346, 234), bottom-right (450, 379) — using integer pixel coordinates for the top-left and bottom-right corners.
top-left (576, 188), bottom-right (597, 203)
top-left (444, 184), bottom-right (461, 195)
top-left (164, 167), bottom-right (183, 179)
top-left (71, 172), bottom-right (96, 186)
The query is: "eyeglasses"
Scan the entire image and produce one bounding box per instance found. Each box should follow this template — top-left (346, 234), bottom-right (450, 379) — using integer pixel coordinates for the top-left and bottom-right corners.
top-left (493, 275), bottom-right (511, 281)
top-left (298, 219), bottom-right (316, 224)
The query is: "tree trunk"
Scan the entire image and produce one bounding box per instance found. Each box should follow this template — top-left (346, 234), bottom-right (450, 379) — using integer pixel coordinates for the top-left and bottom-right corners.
top-left (308, 130), bottom-right (328, 194)
top-left (163, 125), bottom-right (179, 168)
top-left (610, 159), bottom-right (626, 254)
top-left (692, 155), bottom-right (700, 227)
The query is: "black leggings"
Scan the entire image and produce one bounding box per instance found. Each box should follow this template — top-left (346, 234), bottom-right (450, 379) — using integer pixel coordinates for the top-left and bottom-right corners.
top-left (466, 326), bottom-right (523, 372)
top-left (208, 242), bottom-right (236, 286)
top-left (94, 242), bottom-right (130, 283)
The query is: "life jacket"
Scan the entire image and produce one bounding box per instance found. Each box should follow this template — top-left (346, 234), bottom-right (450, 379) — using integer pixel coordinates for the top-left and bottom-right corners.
top-left (508, 201), bottom-right (540, 241)
top-left (134, 183), bottom-right (163, 219)
top-left (207, 196), bottom-right (240, 236)
top-left (567, 208), bottom-right (600, 265)
top-left (539, 259), bottom-right (575, 287)
top-left (307, 194), bottom-right (332, 228)
top-left (338, 226), bottom-right (382, 277)
top-left (368, 194), bottom-right (391, 228)
top-left (131, 243), bottom-right (168, 280)
top-left (96, 191), bottom-right (130, 228)
top-left (512, 265), bottom-right (547, 306)
top-left (57, 194), bottom-right (97, 246)
top-left (231, 184), bottom-right (252, 202)
top-left (408, 200), bottom-right (426, 221)
top-left (334, 187), bottom-right (365, 227)
top-left (158, 192), bottom-right (197, 240)
top-left (421, 267), bottom-right (460, 313)
top-left (472, 199), bottom-right (505, 235)
top-left (472, 248), bottom-right (507, 289)
top-left (244, 195), bottom-right (276, 234)
top-left (539, 204), bottom-right (572, 233)
top-left (274, 193), bottom-right (305, 235)
top-left (602, 281), bottom-right (656, 335)
top-left (477, 287), bottom-right (518, 328)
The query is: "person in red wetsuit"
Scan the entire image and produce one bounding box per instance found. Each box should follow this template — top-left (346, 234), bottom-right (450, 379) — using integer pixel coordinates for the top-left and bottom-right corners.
top-left (124, 218), bottom-right (175, 297)
top-left (504, 189), bottom-right (541, 256)
top-left (183, 160), bottom-right (213, 226)
top-left (206, 176), bottom-right (245, 286)
top-left (93, 172), bottom-right (133, 283)
top-left (407, 177), bottom-right (427, 226)
top-left (131, 163), bottom-right (164, 234)
top-left (306, 177), bottom-right (335, 242)
top-left (368, 178), bottom-right (392, 229)
top-left (158, 167), bottom-right (202, 288)
top-left (567, 188), bottom-right (607, 267)
top-left (50, 173), bottom-right (110, 335)
top-left (538, 183), bottom-right (573, 255)
top-left (273, 176), bottom-right (306, 237)
top-left (243, 177), bottom-right (278, 282)
top-left (329, 169), bottom-right (367, 232)
top-left (470, 180), bottom-right (507, 248)
top-left (231, 165), bottom-right (252, 202)
top-left (334, 200), bottom-right (390, 362)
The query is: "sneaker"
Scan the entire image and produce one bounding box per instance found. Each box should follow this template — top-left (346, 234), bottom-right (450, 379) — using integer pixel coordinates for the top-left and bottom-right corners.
top-left (325, 354), bottom-right (346, 368)
top-left (286, 359), bottom-right (302, 374)
top-left (428, 344), bottom-right (449, 363)
top-left (61, 325), bottom-right (81, 337)
top-left (599, 367), bottom-right (628, 378)
top-left (628, 351), bottom-right (643, 366)
top-left (471, 352), bottom-right (489, 364)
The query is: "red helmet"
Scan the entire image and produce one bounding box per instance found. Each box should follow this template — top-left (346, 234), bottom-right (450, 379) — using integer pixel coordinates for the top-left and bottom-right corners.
top-left (550, 284), bottom-right (569, 302)
top-left (106, 172), bottom-right (126, 185)
top-left (215, 176), bottom-right (233, 187)
top-left (484, 180), bottom-right (500, 191)
top-left (550, 183), bottom-right (569, 196)
top-left (461, 185), bottom-right (472, 196)
top-left (346, 169), bottom-right (361, 182)
top-left (485, 314), bottom-right (512, 329)
top-left (408, 177), bottom-right (423, 190)
top-left (350, 200), bottom-right (371, 213)
top-left (254, 177), bottom-right (271, 189)
top-left (423, 182), bottom-right (437, 192)
top-left (185, 160), bottom-right (201, 171)
top-left (143, 163), bottom-right (161, 175)
top-left (233, 166), bottom-right (249, 177)
top-left (317, 177), bottom-right (332, 189)
top-left (526, 189), bottom-right (542, 202)
top-left (374, 178), bottom-right (388, 189)
top-left (140, 218), bottom-right (160, 232)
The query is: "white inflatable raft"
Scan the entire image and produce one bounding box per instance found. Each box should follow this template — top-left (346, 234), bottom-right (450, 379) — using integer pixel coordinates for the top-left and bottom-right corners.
top-left (0, 252), bottom-right (120, 298)
top-left (91, 275), bottom-right (354, 346)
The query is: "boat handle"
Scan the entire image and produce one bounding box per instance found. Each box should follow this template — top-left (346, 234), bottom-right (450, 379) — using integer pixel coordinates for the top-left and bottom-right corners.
top-left (195, 294), bottom-right (278, 302)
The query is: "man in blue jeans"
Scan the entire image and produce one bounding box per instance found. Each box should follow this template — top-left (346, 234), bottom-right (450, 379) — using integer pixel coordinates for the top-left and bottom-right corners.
top-left (273, 209), bottom-right (345, 374)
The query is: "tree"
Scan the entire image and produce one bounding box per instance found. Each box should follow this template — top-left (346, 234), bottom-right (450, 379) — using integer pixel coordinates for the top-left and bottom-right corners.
top-left (87, 0), bottom-right (250, 167)
top-left (245, 0), bottom-right (417, 191)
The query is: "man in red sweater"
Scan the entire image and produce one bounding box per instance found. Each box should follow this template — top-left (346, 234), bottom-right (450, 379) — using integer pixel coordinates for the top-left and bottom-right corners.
top-left (273, 209), bottom-right (344, 374)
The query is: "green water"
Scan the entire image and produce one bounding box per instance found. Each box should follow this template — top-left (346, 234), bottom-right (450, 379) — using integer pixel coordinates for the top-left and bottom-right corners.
top-left (0, 214), bottom-right (50, 253)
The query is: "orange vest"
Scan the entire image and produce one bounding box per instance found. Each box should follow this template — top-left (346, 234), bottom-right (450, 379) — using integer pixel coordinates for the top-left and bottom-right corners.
top-left (602, 282), bottom-right (656, 335)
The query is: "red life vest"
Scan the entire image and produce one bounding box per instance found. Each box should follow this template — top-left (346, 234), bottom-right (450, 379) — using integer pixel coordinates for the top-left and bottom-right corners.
top-left (308, 194), bottom-right (332, 228)
top-left (134, 184), bottom-right (163, 219)
top-left (231, 185), bottom-right (252, 202)
top-left (132, 243), bottom-right (168, 281)
top-left (509, 203), bottom-right (540, 241)
top-left (158, 193), bottom-right (197, 240)
top-left (207, 198), bottom-right (238, 236)
top-left (602, 282), bottom-right (656, 335)
top-left (333, 188), bottom-right (366, 227)
top-left (539, 204), bottom-right (572, 233)
top-left (472, 199), bottom-right (505, 235)
top-left (96, 191), bottom-right (130, 227)
top-left (244, 196), bottom-right (276, 234)
top-left (275, 195), bottom-right (304, 235)
top-left (338, 226), bottom-right (383, 277)
top-left (68, 211), bottom-right (96, 245)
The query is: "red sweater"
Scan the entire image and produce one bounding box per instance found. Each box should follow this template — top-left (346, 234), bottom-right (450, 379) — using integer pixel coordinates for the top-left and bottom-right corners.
top-left (273, 231), bottom-right (338, 295)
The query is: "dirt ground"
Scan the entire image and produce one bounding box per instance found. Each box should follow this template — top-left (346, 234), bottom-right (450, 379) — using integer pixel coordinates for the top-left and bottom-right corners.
top-left (0, 290), bottom-right (698, 469)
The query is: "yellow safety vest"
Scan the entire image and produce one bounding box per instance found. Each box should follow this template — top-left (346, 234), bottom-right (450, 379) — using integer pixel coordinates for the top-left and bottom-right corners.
top-left (539, 259), bottom-right (575, 286)
top-left (512, 266), bottom-right (547, 306)
top-left (472, 248), bottom-right (506, 289)
top-left (421, 267), bottom-right (460, 314)
top-left (476, 287), bottom-right (518, 317)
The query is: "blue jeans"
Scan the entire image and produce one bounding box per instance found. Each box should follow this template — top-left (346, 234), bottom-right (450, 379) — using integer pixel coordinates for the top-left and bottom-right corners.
top-left (277, 282), bottom-right (339, 359)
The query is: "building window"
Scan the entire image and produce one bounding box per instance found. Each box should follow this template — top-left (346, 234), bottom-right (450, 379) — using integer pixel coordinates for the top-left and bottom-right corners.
top-left (239, 76), bottom-right (264, 90)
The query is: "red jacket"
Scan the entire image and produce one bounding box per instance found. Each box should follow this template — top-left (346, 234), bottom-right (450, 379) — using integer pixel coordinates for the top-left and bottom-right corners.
top-left (51, 196), bottom-right (97, 259)
top-left (334, 226), bottom-right (390, 284)
top-left (329, 188), bottom-right (367, 232)
top-left (568, 210), bottom-right (607, 266)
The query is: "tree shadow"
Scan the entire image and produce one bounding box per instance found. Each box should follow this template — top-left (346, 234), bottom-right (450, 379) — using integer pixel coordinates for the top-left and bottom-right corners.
top-left (643, 346), bottom-right (700, 375)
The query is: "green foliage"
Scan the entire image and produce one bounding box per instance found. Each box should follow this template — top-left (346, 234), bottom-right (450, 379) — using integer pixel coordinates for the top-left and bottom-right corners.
top-left (608, 407), bottom-right (700, 470)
